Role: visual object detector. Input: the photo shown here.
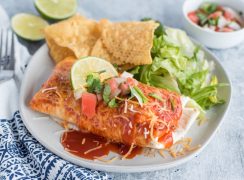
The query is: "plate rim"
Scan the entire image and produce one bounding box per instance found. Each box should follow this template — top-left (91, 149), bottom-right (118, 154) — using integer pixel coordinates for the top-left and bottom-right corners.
top-left (19, 42), bottom-right (232, 173)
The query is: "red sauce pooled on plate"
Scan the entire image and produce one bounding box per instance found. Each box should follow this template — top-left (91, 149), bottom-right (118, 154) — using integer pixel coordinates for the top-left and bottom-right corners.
top-left (61, 130), bottom-right (142, 160)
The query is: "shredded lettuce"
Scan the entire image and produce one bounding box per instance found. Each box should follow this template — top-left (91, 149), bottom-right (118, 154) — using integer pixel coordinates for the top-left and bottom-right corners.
top-left (130, 86), bottom-right (148, 106)
top-left (130, 26), bottom-right (225, 110)
top-left (148, 93), bottom-right (164, 102)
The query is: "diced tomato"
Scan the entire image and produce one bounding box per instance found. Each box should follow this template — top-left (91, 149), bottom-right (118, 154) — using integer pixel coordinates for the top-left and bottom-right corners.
top-left (224, 10), bottom-right (233, 20)
top-left (215, 27), bottom-right (220, 31)
top-left (221, 27), bottom-right (234, 32)
top-left (106, 78), bottom-right (119, 95)
top-left (187, 11), bottom-right (199, 24)
top-left (208, 11), bottom-right (222, 19)
top-left (216, 6), bottom-right (224, 11)
top-left (126, 77), bottom-right (137, 87)
top-left (119, 82), bottom-right (130, 95)
top-left (81, 92), bottom-right (97, 119)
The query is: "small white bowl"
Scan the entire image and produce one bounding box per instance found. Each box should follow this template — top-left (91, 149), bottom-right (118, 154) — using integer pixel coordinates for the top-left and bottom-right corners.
top-left (183, 0), bottom-right (244, 49)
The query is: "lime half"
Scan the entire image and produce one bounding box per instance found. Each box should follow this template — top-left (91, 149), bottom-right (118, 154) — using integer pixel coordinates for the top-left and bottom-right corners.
top-left (35, 0), bottom-right (77, 20)
top-left (11, 13), bottom-right (48, 41)
top-left (71, 57), bottom-right (118, 91)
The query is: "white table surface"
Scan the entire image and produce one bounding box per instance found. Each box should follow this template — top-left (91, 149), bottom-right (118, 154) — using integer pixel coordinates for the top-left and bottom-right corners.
top-left (1, 0), bottom-right (243, 179)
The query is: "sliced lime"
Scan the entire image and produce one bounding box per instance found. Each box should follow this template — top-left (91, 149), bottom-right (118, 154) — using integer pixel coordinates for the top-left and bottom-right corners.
top-left (71, 57), bottom-right (118, 91)
top-left (11, 13), bottom-right (48, 41)
top-left (35, 0), bottom-right (77, 20)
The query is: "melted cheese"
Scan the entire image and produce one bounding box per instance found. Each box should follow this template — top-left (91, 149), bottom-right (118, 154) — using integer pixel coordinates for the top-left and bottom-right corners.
top-left (147, 96), bottom-right (200, 149)
top-left (50, 96), bottom-right (199, 150)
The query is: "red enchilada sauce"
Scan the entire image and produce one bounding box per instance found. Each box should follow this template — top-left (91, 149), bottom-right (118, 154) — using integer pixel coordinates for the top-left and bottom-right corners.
top-left (61, 130), bottom-right (142, 160)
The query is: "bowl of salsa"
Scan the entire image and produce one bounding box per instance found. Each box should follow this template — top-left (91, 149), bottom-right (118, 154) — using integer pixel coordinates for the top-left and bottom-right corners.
top-left (183, 0), bottom-right (244, 49)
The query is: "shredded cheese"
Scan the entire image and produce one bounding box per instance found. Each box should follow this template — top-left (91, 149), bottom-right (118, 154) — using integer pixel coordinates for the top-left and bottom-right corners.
top-left (187, 145), bottom-right (201, 151)
top-left (150, 120), bottom-right (156, 141)
top-left (41, 86), bottom-right (57, 93)
top-left (164, 138), bottom-right (201, 158)
top-left (122, 143), bottom-right (135, 160)
top-left (93, 140), bottom-right (100, 146)
top-left (124, 99), bottom-right (128, 113)
top-left (129, 122), bottom-right (133, 129)
top-left (144, 128), bottom-right (149, 139)
top-left (95, 156), bottom-right (118, 163)
top-left (113, 115), bottom-right (130, 122)
top-left (105, 141), bottom-right (110, 146)
top-left (143, 148), bottom-right (157, 157)
top-left (128, 105), bottom-right (141, 113)
top-left (115, 96), bottom-right (139, 105)
top-left (169, 149), bottom-right (177, 158)
top-left (62, 132), bottom-right (67, 144)
top-left (81, 138), bottom-right (86, 145)
top-left (65, 148), bottom-right (79, 153)
top-left (84, 145), bottom-right (103, 155)
top-left (158, 150), bottom-right (166, 158)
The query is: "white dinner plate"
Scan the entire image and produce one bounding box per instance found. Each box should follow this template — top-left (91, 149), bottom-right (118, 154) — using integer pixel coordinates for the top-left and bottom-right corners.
top-left (19, 42), bottom-right (231, 173)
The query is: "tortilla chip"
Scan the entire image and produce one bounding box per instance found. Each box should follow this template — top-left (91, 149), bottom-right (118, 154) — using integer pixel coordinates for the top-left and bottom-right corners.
top-left (91, 38), bottom-right (113, 63)
top-left (91, 20), bottom-right (158, 65)
top-left (44, 15), bottom-right (100, 63)
top-left (45, 35), bottom-right (75, 63)
top-left (45, 15), bottom-right (158, 66)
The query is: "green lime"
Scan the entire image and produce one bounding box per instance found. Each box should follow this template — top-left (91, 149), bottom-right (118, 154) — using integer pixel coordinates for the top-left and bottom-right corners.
top-left (35, 0), bottom-right (77, 20)
top-left (11, 13), bottom-right (48, 41)
top-left (71, 57), bottom-right (118, 91)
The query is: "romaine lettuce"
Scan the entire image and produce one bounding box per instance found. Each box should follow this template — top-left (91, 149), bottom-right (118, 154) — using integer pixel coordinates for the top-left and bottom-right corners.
top-left (130, 26), bottom-right (225, 110)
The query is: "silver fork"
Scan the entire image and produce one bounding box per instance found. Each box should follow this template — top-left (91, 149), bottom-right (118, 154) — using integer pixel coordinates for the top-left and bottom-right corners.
top-left (0, 28), bottom-right (15, 82)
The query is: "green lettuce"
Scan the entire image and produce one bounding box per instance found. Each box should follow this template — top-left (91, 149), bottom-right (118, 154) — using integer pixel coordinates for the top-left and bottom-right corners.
top-left (130, 26), bottom-right (225, 110)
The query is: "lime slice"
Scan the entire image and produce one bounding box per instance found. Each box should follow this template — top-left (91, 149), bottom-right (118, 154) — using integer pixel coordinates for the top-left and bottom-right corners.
top-left (35, 0), bottom-right (77, 20)
top-left (71, 57), bottom-right (118, 91)
top-left (11, 13), bottom-right (48, 41)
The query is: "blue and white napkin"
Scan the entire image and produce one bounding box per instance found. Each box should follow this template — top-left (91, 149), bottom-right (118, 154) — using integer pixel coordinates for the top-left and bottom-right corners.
top-left (0, 5), bottom-right (109, 180)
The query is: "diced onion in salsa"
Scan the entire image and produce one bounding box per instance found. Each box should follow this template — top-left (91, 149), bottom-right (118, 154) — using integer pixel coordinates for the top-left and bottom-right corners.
top-left (187, 2), bottom-right (243, 32)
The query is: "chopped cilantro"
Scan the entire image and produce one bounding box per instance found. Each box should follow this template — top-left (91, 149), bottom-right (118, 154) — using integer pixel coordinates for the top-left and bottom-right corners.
top-left (208, 18), bottom-right (218, 26)
top-left (108, 98), bottom-right (118, 108)
top-left (148, 93), bottom-right (163, 102)
top-left (200, 3), bottom-right (217, 14)
top-left (196, 13), bottom-right (208, 26)
top-left (103, 84), bottom-right (111, 103)
top-left (86, 74), bottom-right (102, 94)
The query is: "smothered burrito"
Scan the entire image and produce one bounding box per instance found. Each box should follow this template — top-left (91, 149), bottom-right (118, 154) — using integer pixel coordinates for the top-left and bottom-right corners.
top-left (29, 15), bottom-right (225, 160)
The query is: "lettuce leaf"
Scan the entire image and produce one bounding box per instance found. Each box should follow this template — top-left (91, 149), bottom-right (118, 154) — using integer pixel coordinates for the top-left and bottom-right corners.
top-left (130, 27), bottom-right (225, 110)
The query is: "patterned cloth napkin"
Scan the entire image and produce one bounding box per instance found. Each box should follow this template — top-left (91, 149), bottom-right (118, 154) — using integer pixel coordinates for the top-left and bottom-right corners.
top-left (0, 5), bottom-right (109, 180)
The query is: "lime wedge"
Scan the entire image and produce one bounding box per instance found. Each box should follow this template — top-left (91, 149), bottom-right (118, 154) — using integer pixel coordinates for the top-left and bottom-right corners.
top-left (35, 0), bottom-right (77, 20)
top-left (71, 57), bottom-right (118, 91)
top-left (11, 13), bottom-right (48, 41)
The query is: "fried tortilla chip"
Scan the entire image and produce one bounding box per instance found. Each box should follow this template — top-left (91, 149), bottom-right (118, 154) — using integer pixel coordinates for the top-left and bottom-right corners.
top-left (45, 35), bottom-right (76, 63)
top-left (91, 20), bottom-right (158, 65)
top-left (45, 15), bottom-right (158, 66)
top-left (44, 15), bottom-right (100, 63)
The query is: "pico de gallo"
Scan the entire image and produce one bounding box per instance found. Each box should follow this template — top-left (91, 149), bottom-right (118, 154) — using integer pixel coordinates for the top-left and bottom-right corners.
top-left (187, 2), bottom-right (243, 32)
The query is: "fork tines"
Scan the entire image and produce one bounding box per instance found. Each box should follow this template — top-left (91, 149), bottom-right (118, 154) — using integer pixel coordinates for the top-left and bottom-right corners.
top-left (0, 28), bottom-right (15, 72)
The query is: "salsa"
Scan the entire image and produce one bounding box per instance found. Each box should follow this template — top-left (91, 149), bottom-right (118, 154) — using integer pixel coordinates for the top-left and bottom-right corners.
top-left (188, 2), bottom-right (243, 32)
top-left (61, 130), bottom-right (143, 160)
